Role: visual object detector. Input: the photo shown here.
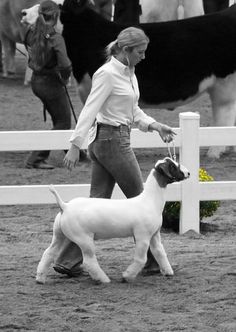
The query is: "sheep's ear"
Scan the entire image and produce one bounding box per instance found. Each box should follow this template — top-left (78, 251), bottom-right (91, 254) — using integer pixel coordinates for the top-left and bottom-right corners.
top-left (156, 160), bottom-right (176, 182)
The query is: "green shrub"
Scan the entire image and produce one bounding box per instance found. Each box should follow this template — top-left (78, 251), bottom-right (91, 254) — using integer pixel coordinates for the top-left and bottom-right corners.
top-left (162, 168), bottom-right (220, 231)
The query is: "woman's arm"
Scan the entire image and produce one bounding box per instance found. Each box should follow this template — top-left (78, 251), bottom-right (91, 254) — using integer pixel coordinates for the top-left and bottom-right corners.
top-left (148, 121), bottom-right (176, 143)
top-left (64, 69), bottom-right (113, 169)
top-left (70, 69), bottom-right (113, 148)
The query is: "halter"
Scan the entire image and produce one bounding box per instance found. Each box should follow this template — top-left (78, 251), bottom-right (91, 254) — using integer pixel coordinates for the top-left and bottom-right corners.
top-left (166, 140), bottom-right (177, 162)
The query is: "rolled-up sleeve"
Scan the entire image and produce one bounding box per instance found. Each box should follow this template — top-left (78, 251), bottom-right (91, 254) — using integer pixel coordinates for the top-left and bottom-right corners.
top-left (133, 104), bottom-right (156, 132)
top-left (70, 69), bottom-right (113, 147)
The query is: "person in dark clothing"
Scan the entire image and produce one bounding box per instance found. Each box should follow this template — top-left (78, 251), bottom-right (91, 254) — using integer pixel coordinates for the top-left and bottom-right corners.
top-left (24, 0), bottom-right (72, 169)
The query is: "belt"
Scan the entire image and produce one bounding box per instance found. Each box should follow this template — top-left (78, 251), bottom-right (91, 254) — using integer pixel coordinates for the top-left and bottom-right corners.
top-left (32, 71), bottom-right (58, 79)
top-left (97, 122), bottom-right (131, 133)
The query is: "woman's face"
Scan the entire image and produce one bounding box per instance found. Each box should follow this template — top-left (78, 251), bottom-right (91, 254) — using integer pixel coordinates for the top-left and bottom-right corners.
top-left (126, 42), bottom-right (148, 67)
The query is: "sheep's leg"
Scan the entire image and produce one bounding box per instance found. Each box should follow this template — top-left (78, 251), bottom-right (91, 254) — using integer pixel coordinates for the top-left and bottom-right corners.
top-left (122, 239), bottom-right (149, 281)
top-left (36, 214), bottom-right (65, 284)
top-left (150, 232), bottom-right (173, 276)
top-left (77, 238), bottom-right (110, 283)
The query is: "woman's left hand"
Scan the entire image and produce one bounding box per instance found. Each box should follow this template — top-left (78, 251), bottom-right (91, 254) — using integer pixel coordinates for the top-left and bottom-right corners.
top-left (158, 124), bottom-right (176, 143)
top-left (63, 144), bottom-right (80, 170)
top-left (149, 122), bottom-right (176, 143)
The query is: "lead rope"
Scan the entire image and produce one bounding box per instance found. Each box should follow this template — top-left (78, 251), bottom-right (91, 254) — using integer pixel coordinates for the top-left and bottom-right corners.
top-left (166, 140), bottom-right (177, 162)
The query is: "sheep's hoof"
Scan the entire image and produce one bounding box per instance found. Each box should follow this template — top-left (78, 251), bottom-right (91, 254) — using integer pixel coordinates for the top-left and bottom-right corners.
top-left (102, 277), bottom-right (111, 283)
top-left (94, 276), bottom-right (111, 284)
top-left (36, 275), bottom-right (46, 284)
top-left (97, 279), bottom-right (110, 284)
top-left (121, 277), bottom-right (135, 283)
top-left (161, 269), bottom-right (174, 276)
top-left (122, 272), bottom-right (136, 282)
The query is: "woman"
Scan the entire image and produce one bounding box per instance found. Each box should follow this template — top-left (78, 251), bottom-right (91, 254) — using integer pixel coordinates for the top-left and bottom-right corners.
top-left (54, 27), bottom-right (176, 276)
top-left (25, 0), bottom-right (72, 169)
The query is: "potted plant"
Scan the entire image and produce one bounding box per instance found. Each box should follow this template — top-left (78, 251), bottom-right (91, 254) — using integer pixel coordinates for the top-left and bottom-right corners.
top-left (162, 168), bottom-right (220, 232)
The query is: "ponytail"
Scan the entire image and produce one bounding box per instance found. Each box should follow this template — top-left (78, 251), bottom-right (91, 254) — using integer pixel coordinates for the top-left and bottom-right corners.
top-left (105, 39), bottom-right (120, 61)
top-left (29, 0), bottom-right (59, 71)
top-left (30, 15), bottom-right (52, 70)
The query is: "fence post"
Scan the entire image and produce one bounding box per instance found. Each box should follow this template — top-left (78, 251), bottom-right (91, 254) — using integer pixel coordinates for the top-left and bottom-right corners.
top-left (179, 112), bottom-right (200, 234)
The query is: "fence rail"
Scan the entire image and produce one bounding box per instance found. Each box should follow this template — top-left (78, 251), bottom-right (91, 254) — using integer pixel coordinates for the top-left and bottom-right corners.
top-left (1, 112), bottom-right (236, 234)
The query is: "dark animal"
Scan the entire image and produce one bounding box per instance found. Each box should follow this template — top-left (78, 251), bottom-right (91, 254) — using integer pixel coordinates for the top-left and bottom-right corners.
top-left (60, 0), bottom-right (236, 158)
top-left (114, 0), bottom-right (141, 24)
top-left (203, 0), bottom-right (229, 13)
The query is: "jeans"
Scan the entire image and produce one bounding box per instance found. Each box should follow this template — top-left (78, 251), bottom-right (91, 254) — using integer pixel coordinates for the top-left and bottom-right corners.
top-left (26, 73), bottom-right (71, 166)
top-left (89, 123), bottom-right (144, 198)
top-left (55, 123), bottom-right (156, 270)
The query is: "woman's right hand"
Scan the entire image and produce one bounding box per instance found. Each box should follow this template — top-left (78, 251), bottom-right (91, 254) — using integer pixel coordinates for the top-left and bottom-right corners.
top-left (63, 144), bottom-right (80, 170)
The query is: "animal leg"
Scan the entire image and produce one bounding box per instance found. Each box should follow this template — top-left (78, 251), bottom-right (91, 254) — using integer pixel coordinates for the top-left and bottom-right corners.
top-left (149, 232), bottom-right (173, 276)
top-left (0, 41), bottom-right (3, 72)
top-left (77, 238), bottom-right (111, 283)
top-left (208, 84), bottom-right (236, 158)
top-left (122, 239), bottom-right (149, 281)
top-left (24, 64), bottom-right (32, 86)
top-left (0, 35), bottom-right (16, 77)
top-left (36, 214), bottom-right (66, 284)
top-left (76, 73), bottom-right (92, 104)
top-left (234, 116), bottom-right (236, 153)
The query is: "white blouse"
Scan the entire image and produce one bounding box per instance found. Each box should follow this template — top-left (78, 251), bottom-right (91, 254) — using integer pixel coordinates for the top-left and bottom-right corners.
top-left (70, 56), bottom-right (155, 148)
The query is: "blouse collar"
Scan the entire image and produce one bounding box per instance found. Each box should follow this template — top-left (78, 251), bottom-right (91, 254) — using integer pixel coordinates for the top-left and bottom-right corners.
top-left (110, 56), bottom-right (135, 76)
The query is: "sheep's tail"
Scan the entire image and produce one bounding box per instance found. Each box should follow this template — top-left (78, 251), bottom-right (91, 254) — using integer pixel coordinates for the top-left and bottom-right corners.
top-left (49, 185), bottom-right (66, 212)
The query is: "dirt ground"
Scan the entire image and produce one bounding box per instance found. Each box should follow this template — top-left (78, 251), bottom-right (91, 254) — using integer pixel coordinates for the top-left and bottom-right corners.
top-left (0, 53), bottom-right (235, 332)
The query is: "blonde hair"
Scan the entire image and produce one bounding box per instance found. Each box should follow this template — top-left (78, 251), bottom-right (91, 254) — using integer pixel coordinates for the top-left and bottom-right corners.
top-left (30, 0), bottom-right (60, 70)
top-left (106, 27), bottom-right (149, 60)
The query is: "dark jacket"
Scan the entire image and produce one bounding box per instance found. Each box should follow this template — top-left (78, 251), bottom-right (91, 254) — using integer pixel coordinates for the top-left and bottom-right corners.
top-left (25, 26), bottom-right (72, 82)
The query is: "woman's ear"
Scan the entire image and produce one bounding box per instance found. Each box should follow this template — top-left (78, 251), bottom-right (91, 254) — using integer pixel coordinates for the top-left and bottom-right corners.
top-left (122, 46), bottom-right (128, 53)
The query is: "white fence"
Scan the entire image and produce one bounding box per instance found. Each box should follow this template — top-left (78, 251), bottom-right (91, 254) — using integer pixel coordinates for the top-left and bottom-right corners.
top-left (1, 112), bottom-right (236, 234)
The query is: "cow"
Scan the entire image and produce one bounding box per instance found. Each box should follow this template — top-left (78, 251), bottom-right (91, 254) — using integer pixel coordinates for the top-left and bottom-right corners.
top-left (0, 0), bottom-right (45, 82)
top-left (92, 0), bottom-right (205, 23)
top-left (139, 0), bottom-right (204, 22)
top-left (58, 0), bottom-right (236, 158)
top-left (0, 0), bottom-right (65, 83)
top-left (0, 0), bottom-right (107, 84)
top-left (23, 0), bottom-right (236, 158)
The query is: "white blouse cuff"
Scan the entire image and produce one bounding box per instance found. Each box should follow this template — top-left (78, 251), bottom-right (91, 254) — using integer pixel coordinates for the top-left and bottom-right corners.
top-left (70, 136), bottom-right (84, 149)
